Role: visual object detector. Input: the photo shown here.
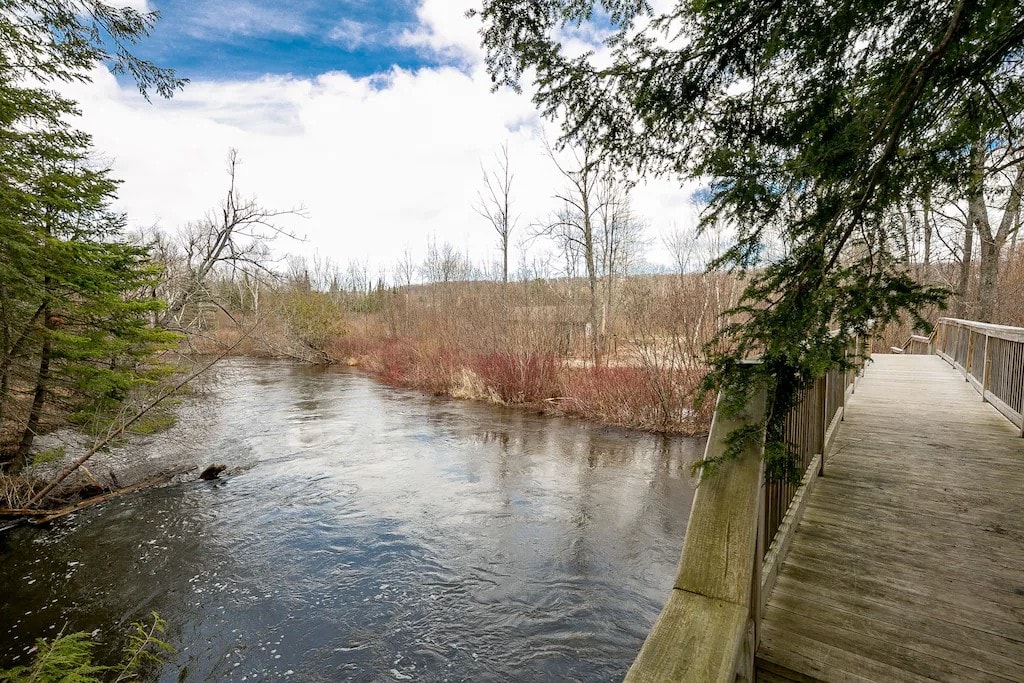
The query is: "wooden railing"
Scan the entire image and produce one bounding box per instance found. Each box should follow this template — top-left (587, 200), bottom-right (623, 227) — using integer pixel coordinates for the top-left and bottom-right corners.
top-left (897, 333), bottom-right (935, 355)
top-left (626, 336), bottom-right (868, 682)
top-left (936, 317), bottom-right (1024, 434)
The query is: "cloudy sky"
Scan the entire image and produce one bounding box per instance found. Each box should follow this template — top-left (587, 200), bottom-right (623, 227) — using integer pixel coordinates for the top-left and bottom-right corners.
top-left (64, 0), bottom-right (698, 278)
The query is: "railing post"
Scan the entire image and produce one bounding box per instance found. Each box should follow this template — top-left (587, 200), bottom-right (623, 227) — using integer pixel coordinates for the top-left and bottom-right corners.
top-left (966, 330), bottom-right (975, 380)
top-left (747, 476), bottom-right (765, 679)
top-left (819, 375), bottom-right (828, 477)
top-left (839, 364), bottom-right (846, 419)
top-left (982, 334), bottom-right (991, 403)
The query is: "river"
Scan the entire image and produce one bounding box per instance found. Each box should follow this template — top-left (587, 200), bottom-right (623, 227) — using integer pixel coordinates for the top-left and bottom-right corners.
top-left (0, 359), bottom-right (701, 682)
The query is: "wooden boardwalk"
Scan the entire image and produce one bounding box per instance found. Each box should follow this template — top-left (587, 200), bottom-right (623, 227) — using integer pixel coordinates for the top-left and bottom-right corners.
top-left (756, 354), bottom-right (1024, 682)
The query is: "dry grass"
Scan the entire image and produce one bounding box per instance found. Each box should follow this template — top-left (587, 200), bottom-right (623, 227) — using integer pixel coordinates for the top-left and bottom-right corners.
top-left (175, 272), bottom-right (739, 435)
top-left (0, 472), bottom-right (39, 509)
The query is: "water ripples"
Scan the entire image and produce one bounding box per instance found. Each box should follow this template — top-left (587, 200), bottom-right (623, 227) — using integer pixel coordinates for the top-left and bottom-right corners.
top-left (1, 360), bottom-right (701, 681)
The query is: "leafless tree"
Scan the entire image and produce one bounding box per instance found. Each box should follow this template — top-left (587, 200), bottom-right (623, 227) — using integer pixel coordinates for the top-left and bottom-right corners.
top-left (537, 141), bottom-right (603, 364)
top-left (474, 141), bottom-right (518, 284)
top-left (594, 176), bottom-right (647, 340)
top-left (975, 153), bottom-right (1024, 321)
top-left (393, 247), bottom-right (417, 289)
top-left (158, 149), bottom-right (305, 328)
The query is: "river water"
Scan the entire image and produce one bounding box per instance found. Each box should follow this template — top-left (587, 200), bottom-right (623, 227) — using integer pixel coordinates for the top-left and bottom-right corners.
top-left (0, 360), bottom-right (701, 682)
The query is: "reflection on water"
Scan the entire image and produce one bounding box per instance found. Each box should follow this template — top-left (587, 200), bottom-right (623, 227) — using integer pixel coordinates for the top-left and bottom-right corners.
top-left (0, 360), bottom-right (701, 682)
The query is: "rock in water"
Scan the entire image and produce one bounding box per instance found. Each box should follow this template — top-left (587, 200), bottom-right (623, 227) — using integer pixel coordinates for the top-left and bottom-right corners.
top-left (199, 464), bottom-right (227, 480)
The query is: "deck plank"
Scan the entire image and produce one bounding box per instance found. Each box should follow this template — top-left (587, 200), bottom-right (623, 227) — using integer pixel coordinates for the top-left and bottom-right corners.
top-left (756, 354), bottom-right (1024, 682)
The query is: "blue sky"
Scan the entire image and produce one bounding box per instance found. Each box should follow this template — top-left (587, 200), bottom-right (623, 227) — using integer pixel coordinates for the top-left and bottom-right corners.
top-left (134, 0), bottom-right (450, 80)
top-left (70, 0), bottom-right (692, 273)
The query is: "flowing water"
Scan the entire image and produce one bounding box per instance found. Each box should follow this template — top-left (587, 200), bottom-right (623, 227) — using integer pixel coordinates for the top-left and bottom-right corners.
top-left (0, 360), bottom-right (701, 682)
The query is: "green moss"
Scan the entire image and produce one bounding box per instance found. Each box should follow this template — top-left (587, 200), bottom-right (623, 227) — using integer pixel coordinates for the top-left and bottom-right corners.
top-left (70, 405), bottom-right (177, 438)
top-left (31, 446), bottom-right (66, 466)
top-left (126, 410), bottom-right (177, 436)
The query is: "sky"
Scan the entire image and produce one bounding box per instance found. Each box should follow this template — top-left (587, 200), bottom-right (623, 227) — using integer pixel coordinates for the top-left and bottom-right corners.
top-left (62, 0), bottom-right (699, 279)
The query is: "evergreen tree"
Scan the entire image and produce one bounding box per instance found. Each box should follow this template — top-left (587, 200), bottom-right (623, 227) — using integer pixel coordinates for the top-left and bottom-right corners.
top-left (473, 0), bottom-right (1024, 476)
top-left (0, 2), bottom-right (182, 468)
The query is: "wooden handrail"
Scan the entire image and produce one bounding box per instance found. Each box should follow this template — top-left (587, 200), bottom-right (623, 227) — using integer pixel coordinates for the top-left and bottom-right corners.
top-left (937, 317), bottom-right (1024, 343)
top-left (897, 332), bottom-right (936, 355)
top-left (625, 386), bottom-right (767, 682)
top-left (936, 317), bottom-right (1024, 434)
top-left (627, 335), bottom-right (867, 682)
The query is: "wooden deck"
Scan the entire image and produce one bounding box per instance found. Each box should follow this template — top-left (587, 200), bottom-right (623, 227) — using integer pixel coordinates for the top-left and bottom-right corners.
top-left (756, 354), bottom-right (1024, 682)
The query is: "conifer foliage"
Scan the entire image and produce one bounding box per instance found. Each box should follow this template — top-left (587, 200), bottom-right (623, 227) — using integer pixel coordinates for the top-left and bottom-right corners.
top-left (0, 2), bottom-right (183, 469)
top-left (473, 0), bottom-right (1024, 476)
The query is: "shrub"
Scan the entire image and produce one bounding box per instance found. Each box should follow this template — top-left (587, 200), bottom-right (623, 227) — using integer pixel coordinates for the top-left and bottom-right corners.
top-left (470, 351), bottom-right (560, 403)
top-left (562, 365), bottom-right (711, 434)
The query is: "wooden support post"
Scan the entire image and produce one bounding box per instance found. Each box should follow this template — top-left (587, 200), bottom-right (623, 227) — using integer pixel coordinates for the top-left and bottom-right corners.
top-left (839, 364), bottom-right (846, 422)
top-left (966, 330), bottom-right (975, 380)
top-left (819, 375), bottom-right (828, 477)
top-left (752, 485), bottom-right (764, 635)
top-left (982, 334), bottom-right (991, 403)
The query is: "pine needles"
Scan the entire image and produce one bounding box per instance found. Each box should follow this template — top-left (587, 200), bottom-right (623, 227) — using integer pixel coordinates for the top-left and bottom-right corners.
top-left (0, 614), bottom-right (173, 683)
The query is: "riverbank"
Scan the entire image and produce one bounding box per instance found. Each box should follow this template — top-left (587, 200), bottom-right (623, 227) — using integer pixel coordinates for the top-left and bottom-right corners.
top-left (2, 342), bottom-right (710, 517)
top-left (188, 316), bottom-right (715, 437)
top-left (348, 339), bottom-right (713, 436)
top-left (0, 368), bottom-right (221, 512)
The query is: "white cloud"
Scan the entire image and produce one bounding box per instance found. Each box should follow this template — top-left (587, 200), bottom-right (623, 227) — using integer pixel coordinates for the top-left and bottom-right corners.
top-left (108, 0), bottom-right (154, 12)
top-left (182, 1), bottom-right (310, 40)
top-left (327, 18), bottom-right (380, 50)
top-left (399, 0), bottom-right (483, 64)
top-left (56, 8), bottom-right (697, 278)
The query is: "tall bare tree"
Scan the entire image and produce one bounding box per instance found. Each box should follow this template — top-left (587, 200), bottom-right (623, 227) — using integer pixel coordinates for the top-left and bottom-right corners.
top-left (158, 149), bottom-right (305, 328)
top-left (474, 141), bottom-right (518, 284)
top-left (976, 153), bottom-right (1024, 321)
top-left (594, 176), bottom-right (646, 341)
top-left (537, 142), bottom-right (604, 364)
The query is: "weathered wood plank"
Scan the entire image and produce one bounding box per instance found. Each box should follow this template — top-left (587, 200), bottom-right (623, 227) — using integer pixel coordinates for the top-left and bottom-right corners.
top-left (769, 588), bottom-right (1024, 680)
top-left (770, 579), bottom-right (1024, 662)
top-left (761, 454), bottom-right (821, 612)
top-left (757, 354), bottom-right (1024, 682)
top-left (757, 623), bottom-right (927, 683)
top-left (763, 604), bottom-right (1018, 682)
top-left (776, 550), bottom-right (1024, 639)
top-left (625, 591), bottom-right (747, 682)
top-left (627, 387), bottom-right (767, 681)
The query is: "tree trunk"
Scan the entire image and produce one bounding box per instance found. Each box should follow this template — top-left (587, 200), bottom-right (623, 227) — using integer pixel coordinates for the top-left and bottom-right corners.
top-left (955, 145), bottom-right (985, 318)
top-left (954, 213), bottom-right (974, 318)
top-left (977, 236), bottom-right (998, 322)
top-left (583, 209), bottom-right (600, 367)
top-left (14, 306), bottom-right (52, 472)
top-left (0, 369), bottom-right (8, 430)
top-left (977, 163), bottom-right (1024, 322)
top-left (922, 189), bottom-right (933, 275)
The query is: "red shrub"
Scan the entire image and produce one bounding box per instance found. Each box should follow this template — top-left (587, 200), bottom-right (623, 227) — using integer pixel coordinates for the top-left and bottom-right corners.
top-left (359, 338), bottom-right (459, 395)
top-left (562, 365), bottom-right (711, 434)
top-left (470, 351), bottom-right (560, 403)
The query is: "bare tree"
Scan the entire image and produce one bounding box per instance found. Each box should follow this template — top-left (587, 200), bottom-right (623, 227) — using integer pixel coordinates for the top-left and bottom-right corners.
top-left (594, 176), bottom-right (647, 341)
top-left (159, 149), bottom-right (305, 328)
top-left (942, 142), bottom-right (1024, 321)
top-left (538, 142), bottom-right (603, 365)
top-left (976, 155), bottom-right (1024, 321)
top-left (474, 141), bottom-right (518, 284)
top-left (394, 248), bottom-right (417, 289)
